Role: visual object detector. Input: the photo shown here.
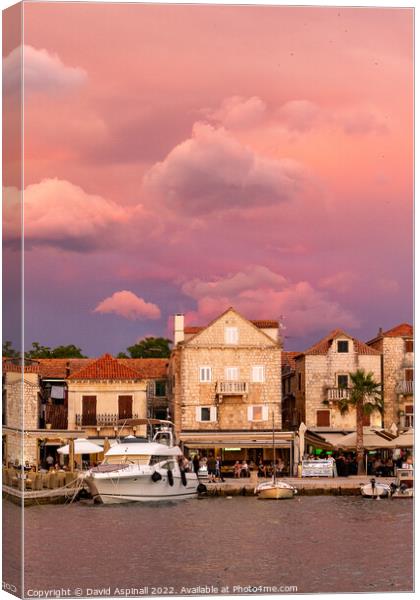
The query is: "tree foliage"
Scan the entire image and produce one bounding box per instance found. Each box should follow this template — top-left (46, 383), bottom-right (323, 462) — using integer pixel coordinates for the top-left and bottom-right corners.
top-left (25, 342), bottom-right (86, 359)
top-left (124, 337), bottom-right (172, 358)
top-left (2, 340), bottom-right (20, 358)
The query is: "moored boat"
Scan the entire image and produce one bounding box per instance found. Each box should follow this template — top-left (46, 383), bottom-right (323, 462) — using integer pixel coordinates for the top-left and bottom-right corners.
top-left (254, 480), bottom-right (297, 499)
top-left (84, 419), bottom-right (203, 503)
top-left (390, 467), bottom-right (414, 499)
top-left (360, 477), bottom-right (390, 498)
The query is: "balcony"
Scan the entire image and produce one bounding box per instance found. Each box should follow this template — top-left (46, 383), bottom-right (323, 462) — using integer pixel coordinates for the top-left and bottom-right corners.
top-left (75, 413), bottom-right (139, 427)
top-left (327, 388), bottom-right (350, 401)
top-left (396, 381), bottom-right (414, 395)
top-left (216, 381), bottom-right (248, 396)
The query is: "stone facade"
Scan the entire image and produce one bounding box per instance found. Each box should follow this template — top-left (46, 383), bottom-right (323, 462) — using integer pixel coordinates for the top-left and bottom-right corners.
top-left (290, 331), bottom-right (382, 431)
top-left (3, 370), bottom-right (40, 465)
top-left (67, 379), bottom-right (148, 438)
top-left (367, 324), bottom-right (414, 429)
top-left (169, 308), bottom-right (282, 439)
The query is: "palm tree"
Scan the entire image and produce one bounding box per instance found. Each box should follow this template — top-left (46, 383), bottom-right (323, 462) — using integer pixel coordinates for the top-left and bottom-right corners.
top-left (334, 369), bottom-right (383, 475)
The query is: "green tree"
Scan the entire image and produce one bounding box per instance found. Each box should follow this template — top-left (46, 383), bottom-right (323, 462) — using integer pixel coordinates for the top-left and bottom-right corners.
top-left (50, 345), bottom-right (86, 358)
top-left (329, 369), bottom-right (383, 475)
top-left (125, 337), bottom-right (172, 358)
top-left (25, 342), bottom-right (86, 359)
top-left (2, 340), bottom-right (20, 359)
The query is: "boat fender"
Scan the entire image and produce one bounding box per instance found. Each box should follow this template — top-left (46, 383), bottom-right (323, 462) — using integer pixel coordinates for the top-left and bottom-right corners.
top-left (197, 483), bottom-right (207, 494)
top-left (167, 469), bottom-right (174, 486)
top-left (180, 469), bottom-right (187, 487)
top-left (151, 471), bottom-right (162, 482)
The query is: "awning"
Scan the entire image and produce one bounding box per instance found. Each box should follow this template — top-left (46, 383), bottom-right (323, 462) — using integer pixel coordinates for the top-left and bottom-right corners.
top-left (180, 431), bottom-right (294, 449)
top-left (333, 428), bottom-right (397, 450)
top-left (304, 430), bottom-right (334, 450)
top-left (392, 429), bottom-right (414, 448)
top-left (58, 438), bottom-right (103, 455)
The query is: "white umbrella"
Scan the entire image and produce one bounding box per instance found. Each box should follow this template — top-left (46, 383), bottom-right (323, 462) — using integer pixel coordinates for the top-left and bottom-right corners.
top-left (392, 429), bottom-right (414, 448)
top-left (335, 429), bottom-right (396, 450)
top-left (58, 438), bottom-right (103, 455)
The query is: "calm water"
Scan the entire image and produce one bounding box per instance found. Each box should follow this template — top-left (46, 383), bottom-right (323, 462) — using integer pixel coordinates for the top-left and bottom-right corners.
top-left (5, 497), bottom-right (414, 596)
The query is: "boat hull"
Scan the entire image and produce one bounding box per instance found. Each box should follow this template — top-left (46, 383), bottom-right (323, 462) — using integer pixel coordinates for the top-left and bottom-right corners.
top-left (86, 471), bottom-right (199, 504)
top-left (360, 482), bottom-right (390, 498)
top-left (257, 486), bottom-right (295, 500)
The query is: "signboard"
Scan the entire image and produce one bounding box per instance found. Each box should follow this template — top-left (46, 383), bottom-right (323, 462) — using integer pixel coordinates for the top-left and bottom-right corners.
top-left (302, 459), bottom-right (334, 477)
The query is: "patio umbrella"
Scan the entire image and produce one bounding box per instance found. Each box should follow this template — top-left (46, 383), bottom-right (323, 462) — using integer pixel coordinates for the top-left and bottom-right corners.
top-left (57, 438), bottom-right (103, 455)
top-left (391, 429), bottom-right (414, 448)
top-left (335, 429), bottom-right (396, 450)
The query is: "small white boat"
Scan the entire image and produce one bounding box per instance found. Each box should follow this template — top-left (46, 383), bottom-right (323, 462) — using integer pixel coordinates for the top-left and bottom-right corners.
top-left (255, 479), bottom-right (297, 499)
top-left (360, 477), bottom-right (390, 498)
top-left (390, 467), bottom-right (414, 499)
top-left (254, 412), bottom-right (297, 500)
top-left (85, 419), bottom-right (204, 503)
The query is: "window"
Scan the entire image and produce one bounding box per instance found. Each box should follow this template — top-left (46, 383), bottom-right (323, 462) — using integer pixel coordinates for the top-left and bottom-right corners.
top-left (362, 412), bottom-right (371, 426)
top-left (252, 365), bottom-right (265, 383)
top-left (225, 327), bottom-right (239, 344)
top-left (118, 395), bottom-right (133, 420)
top-left (404, 405), bottom-right (414, 428)
top-left (405, 369), bottom-right (414, 381)
top-left (316, 410), bottom-right (330, 427)
top-left (196, 406), bottom-right (217, 422)
top-left (225, 366), bottom-right (239, 381)
top-left (337, 340), bottom-right (349, 353)
top-left (247, 405), bottom-right (269, 422)
top-left (154, 380), bottom-right (166, 397)
top-left (337, 374), bottom-right (348, 389)
top-left (199, 366), bottom-right (212, 382)
top-left (405, 340), bottom-right (414, 353)
top-left (82, 396), bottom-right (97, 426)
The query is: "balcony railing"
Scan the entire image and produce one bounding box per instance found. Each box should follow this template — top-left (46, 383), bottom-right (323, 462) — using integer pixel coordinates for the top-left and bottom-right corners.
top-left (396, 381), bottom-right (414, 395)
top-left (216, 381), bottom-right (249, 395)
top-left (327, 388), bottom-right (350, 401)
top-left (75, 413), bottom-right (139, 427)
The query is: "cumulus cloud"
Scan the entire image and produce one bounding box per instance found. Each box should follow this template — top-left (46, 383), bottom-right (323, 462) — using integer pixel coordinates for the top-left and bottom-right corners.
top-left (204, 96), bottom-right (267, 129)
top-left (143, 122), bottom-right (304, 215)
top-left (3, 45), bottom-right (87, 95)
top-left (181, 265), bottom-right (359, 336)
top-left (319, 271), bottom-right (360, 295)
top-left (277, 100), bottom-right (322, 132)
top-left (94, 290), bottom-right (161, 320)
top-left (3, 179), bottom-right (128, 251)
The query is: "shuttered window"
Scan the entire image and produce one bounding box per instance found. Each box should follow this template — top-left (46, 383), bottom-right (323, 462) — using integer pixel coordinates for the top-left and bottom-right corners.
top-left (247, 405), bottom-right (269, 421)
top-left (82, 396), bottom-right (97, 426)
top-left (199, 366), bottom-right (212, 382)
top-left (316, 410), bottom-right (330, 427)
top-left (118, 395), bottom-right (133, 420)
top-left (196, 406), bottom-right (217, 422)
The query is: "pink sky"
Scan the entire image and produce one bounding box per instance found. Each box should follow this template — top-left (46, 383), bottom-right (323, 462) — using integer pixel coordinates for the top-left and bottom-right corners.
top-left (3, 3), bottom-right (413, 355)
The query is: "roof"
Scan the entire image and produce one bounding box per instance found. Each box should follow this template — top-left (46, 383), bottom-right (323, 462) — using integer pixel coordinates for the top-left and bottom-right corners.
top-left (37, 358), bottom-right (93, 378)
top-left (118, 358), bottom-right (168, 378)
top-left (281, 351), bottom-right (301, 371)
top-left (184, 319), bottom-right (278, 335)
top-left (296, 329), bottom-right (381, 357)
top-left (366, 323), bottom-right (413, 345)
top-left (67, 354), bottom-right (143, 381)
top-left (3, 360), bottom-right (40, 374)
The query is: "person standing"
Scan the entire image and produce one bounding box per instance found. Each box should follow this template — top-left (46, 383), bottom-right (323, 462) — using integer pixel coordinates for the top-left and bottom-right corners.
top-left (193, 454), bottom-right (200, 475)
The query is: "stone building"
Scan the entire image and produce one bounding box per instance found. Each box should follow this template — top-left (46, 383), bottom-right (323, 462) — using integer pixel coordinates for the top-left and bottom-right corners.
top-left (366, 323), bottom-right (414, 430)
top-left (2, 354), bottom-right (170, 467)
top-left (168, 308), bottom-right (294, 468)
top-left (66, 354), bottom-right (148, 438)
top-left (287, 329), bottom-right (382, 434)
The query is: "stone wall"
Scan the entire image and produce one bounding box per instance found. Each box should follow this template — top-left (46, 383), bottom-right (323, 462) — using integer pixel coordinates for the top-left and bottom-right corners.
top-left (173, 310), bottom-right (282, 433)
top-left (5, 371), bottom-right (40, 430)
top-left (382, 337), bottom-right (413, 428)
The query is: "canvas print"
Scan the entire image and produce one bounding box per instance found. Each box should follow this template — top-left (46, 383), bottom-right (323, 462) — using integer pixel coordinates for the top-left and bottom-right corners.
top-left (2, 1), bottom-right (414, 598)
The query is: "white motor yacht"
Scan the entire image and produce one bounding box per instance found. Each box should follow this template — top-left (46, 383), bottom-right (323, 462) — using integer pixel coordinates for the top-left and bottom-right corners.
top-left (84, 420), bottom-right (203, 503)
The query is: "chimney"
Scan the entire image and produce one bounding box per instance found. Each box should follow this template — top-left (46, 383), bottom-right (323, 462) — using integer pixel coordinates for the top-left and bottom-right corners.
top-left (378, 327), bottom-right (383, 337)
top-left (174, 314), bottom-right (185, 345)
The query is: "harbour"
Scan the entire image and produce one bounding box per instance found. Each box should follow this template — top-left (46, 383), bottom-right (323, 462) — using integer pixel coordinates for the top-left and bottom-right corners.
top-left (7, 495), bottom-right (412, 595)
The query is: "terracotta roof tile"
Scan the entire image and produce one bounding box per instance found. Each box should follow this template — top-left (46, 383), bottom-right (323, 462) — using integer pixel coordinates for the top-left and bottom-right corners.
top-left (298, 329), bottom-right (381, 357)
top-left (67, 354), bottom-right (143, 381)
top-left (382, 323), bottom-right (413, 338)
top-left (3, 359), bottom-right (40, 374)
top-left (119, 358), bottom-right (168, 378)
top-left (37, 358), bottom-right (94, 378)
top-left (281, 351), bottom-right (301, 371)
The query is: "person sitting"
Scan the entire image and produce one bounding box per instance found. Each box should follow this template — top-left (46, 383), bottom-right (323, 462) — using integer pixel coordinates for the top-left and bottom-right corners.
top-left (257, 461), bottom-right (266, 478)
top-left (373, 456), bottom-right (384, 476)
top-left (240, 460), bottom-right (249, 478)
top-left (233, 461), bottom-right (241, 478)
